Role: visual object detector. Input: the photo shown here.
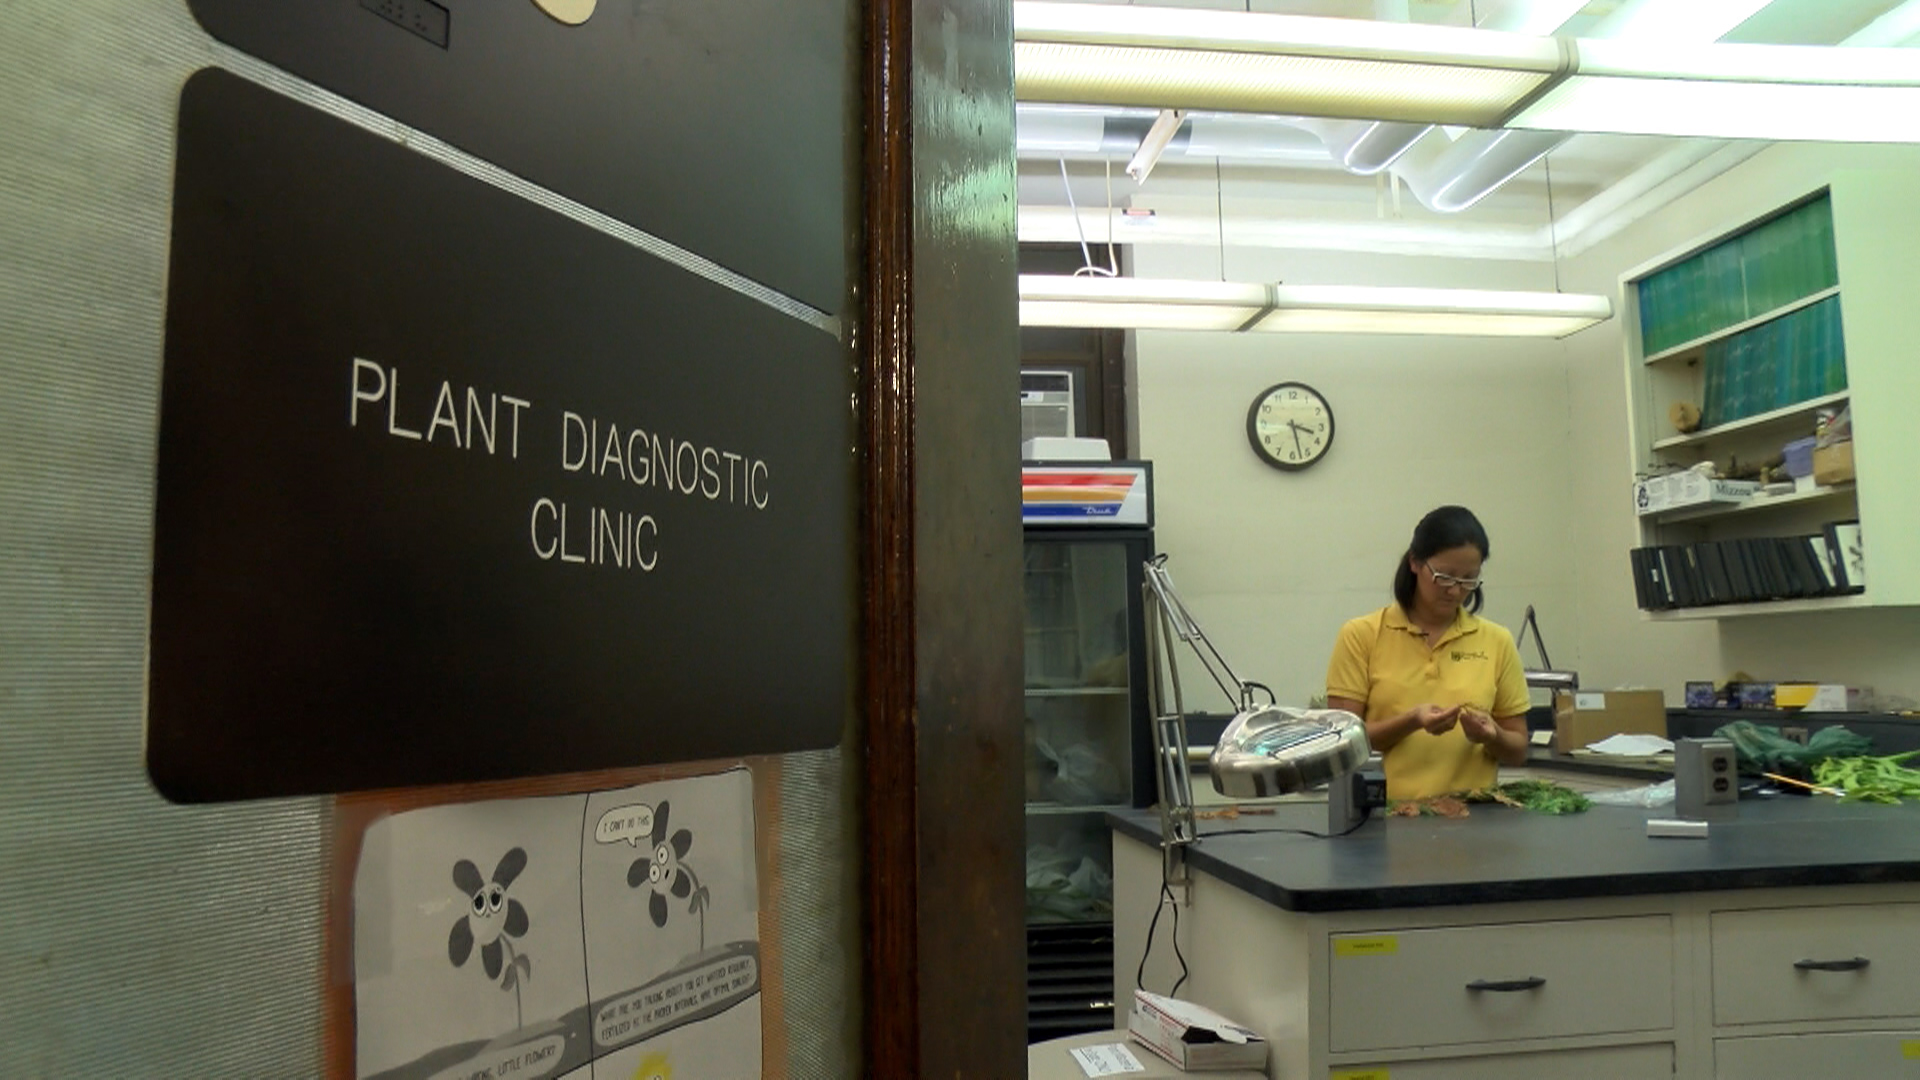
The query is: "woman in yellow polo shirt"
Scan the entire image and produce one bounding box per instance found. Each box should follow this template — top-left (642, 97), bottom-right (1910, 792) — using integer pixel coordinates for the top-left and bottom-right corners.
top-left (1325, 506), bottom-right (1531, 800)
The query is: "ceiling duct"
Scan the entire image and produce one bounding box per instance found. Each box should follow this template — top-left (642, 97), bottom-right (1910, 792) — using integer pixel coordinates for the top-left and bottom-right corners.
top-left (1015, 105), bottom-right (1334, 165)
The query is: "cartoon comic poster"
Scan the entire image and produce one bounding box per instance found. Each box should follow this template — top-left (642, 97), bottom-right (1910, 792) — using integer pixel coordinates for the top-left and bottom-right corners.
top-left (353, 770), bottom-right (761, 1080)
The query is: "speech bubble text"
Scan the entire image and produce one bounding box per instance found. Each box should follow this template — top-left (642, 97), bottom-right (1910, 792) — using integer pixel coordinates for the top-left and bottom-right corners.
top-left (594, 944), bottom-right (760, 1049)
top-left (429, 1032), bottom-right (566, 1080)
top-left (593, 804), bottom-right (655, 847)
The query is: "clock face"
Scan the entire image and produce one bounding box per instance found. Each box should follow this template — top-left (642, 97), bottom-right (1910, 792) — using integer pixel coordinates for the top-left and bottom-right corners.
top-left (1246, 382), bottom-right (1334, 471)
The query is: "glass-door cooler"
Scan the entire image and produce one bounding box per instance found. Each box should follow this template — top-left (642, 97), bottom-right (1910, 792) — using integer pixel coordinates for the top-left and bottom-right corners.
top-left (1019, 462), bottom-right (1152, 1043)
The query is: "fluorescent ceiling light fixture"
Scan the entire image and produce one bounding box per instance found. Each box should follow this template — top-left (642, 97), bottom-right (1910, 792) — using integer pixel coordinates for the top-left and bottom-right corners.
top-left (1020, 276), bottom-right (1272, 332)
top-left (1514, 40), bottom-right (1920, 142)
top-left (1014, 2), bottom-right (1571, 126)
top-left (1019, 275), bottom-right (1611, 338)
top-left (1127, 109), bottom-right (1187, 183)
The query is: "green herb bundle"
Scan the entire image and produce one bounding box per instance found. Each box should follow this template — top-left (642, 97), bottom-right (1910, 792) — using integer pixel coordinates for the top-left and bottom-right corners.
top-left (1489, 779), bottom-right (1592, 815)
top-left (1813, 751), bottom-right (1920, 804)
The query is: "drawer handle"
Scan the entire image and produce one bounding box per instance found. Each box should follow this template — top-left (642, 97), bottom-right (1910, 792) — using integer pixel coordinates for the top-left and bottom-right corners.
top-left (1794, 957), bottom-right (1870, 973)
top-left (1465, 977), bottom-right (1546, 993)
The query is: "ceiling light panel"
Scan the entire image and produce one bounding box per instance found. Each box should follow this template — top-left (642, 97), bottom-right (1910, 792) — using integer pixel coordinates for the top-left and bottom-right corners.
top-left (1017, 276), bottom-right (1613, 338)
top-left (1250, 308), bottom-right (1606, 336)
top-left (1013, 2), bottom-right (1571, 125)
top-left (1016, 44), bottom-right (1560, 125)
top-left (1018, 275), bottom-right (1268, 331)
top-left (1574, 37), bottom-right (1920, 83)
top-left (1515, 76), bottom-right (1920, 142)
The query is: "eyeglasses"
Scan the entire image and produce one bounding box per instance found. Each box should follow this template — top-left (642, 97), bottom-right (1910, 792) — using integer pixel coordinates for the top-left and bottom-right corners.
top-left (1423, 563), bottom-right (1483, 592)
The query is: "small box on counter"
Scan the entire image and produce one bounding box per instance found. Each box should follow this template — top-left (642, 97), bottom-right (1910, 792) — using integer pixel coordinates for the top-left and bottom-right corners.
top-left (1685, 681), bottom-right (1720, 709)
top-left (1780, 684), bottom-right (1871, 712)
top-left (1735, 681), bottom-right (1776, 709)
top-left (1553, 689), bottom-right (1668, 754)
top-left (1128, 990), bottom-right (1269, 1072)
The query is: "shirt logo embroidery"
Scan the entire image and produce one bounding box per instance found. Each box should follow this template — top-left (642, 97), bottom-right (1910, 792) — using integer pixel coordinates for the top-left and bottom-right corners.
top-left (1451, 649), bottom-right (1489, 662)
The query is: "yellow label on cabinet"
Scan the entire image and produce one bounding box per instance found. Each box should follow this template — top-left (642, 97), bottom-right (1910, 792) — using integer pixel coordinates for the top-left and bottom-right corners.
top-left (1902, 1040), bottom-right (1920, 1059)
top-left (1331, 1071), bottom-right (1390, 1080)
top-left (1334, 936), bottom-right (1398, 957)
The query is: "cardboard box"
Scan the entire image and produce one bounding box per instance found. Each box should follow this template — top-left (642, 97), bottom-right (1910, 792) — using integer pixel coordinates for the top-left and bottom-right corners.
top-left (1633, 474), bottom-right (1762, 517)
top-left (1553, 689), bottom-right (1668, 754)
top-left (1028, 1030), bottom-right (1267, 1080)
top-left (1128, 990), bottom-right (1269, 1072)
top-left (1813, 441), bottom-right (1855, 485)
top-left (1805, 684), bottom-right (1870, 712)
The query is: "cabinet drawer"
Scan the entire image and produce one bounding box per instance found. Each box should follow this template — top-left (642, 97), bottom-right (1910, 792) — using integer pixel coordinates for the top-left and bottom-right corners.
top-left (1328, 917), bottom-right (1673, 1052)
top-left (1712, 903), bottom-right (1920, 1025)
top-left (1330, 1043), bottom-right (1673, 1080)
top-left (1715, 1031), bottom-right (1920, 1079)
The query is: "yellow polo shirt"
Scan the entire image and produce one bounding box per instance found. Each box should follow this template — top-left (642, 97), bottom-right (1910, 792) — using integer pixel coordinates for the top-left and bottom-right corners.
top-left (1325, 604), bottom-right (1530, 800)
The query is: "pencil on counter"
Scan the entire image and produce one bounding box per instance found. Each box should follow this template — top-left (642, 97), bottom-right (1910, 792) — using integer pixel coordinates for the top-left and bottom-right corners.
top-left (1761, 771), bottom-right (1843, 796)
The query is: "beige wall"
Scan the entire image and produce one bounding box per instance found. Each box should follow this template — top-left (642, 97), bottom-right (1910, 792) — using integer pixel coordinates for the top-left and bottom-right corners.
top-left (1558, 142), bottom-right (1920, 707)
top-left (1131, 242), bottom-right (1576, 710)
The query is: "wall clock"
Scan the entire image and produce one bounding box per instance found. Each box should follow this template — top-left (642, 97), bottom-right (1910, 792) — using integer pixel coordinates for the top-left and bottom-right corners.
top-left (1246, 381), bottom-right (1334, 471)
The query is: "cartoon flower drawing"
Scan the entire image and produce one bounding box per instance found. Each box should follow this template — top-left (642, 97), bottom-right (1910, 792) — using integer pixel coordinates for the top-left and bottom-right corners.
top-left (625, 800), bottom-right (712, 949)
top-left (448, 847), bottom-right (533, 1028)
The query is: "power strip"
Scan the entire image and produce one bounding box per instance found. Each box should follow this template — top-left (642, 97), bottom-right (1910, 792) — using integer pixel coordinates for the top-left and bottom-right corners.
top-left (1647, 818), bottom-right (1710, 839)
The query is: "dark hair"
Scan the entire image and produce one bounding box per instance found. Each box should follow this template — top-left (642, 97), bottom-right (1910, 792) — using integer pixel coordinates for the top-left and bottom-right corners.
top-left (1393, 505), bottom-right (1490, 615)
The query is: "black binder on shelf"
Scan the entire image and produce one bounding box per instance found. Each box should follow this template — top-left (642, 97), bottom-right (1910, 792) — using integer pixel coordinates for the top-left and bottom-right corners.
top-left (1721, 540), bottom-right (1755, 603)
top-left (1748, 538), bottom-right (1785, 600)
top-left (1778, 536), bottom-right (1820, 598)
top-left (1696, 542), bottom-right (1734, 606)
top-left (1676, 544), bottom-right (1705, 608)
top-left (1646, 547), bottom-right (1675, 609)
top-left (1654, 546), bottom-right (1683, 608)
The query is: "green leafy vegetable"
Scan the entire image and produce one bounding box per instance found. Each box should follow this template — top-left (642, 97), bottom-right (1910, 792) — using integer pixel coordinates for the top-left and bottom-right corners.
top-left (1391, 780), bottom-right (1592, 817)
top-left (1813, 751), bottom-right (1920, 804)
top-left (1488, 779), bottom-right (1592, 815)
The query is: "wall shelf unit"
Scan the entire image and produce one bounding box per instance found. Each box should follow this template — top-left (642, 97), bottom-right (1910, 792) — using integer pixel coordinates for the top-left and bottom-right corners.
top-left (1644, 483), bottom-right (1854, 526)
top-left (1622, 173), bottom-right (1920, 618)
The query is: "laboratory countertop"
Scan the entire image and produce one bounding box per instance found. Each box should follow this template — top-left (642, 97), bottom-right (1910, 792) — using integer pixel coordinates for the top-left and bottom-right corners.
top-left (1108, 796), bottom-right (1920, 914)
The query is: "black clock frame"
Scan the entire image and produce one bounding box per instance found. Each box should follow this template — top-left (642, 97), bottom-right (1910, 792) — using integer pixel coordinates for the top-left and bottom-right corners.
top-left (1246, 381), bottom-right (1335, 472)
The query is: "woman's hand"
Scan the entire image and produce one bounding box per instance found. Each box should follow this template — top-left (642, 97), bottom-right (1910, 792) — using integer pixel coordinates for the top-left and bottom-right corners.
top-left (1458, 707), bottom-right (1499, 744)
top-left (1412, 704), bottom-right (1461, 735)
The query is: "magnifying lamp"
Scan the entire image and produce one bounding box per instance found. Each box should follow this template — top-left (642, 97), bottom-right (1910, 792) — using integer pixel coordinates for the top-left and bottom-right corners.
top-left (1209, 705), bottom-right (1370, 799)
top-left (1144, 558), bottom-right (1380, 853)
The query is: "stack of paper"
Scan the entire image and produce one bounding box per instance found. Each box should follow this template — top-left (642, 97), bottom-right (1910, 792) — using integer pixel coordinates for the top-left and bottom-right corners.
top-left (1584, 733), bottom-right (1676, 756)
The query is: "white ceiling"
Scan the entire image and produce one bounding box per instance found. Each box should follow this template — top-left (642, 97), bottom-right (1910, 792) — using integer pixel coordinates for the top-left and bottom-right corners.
top-left (1016, 0), bottom-right (1920, 265)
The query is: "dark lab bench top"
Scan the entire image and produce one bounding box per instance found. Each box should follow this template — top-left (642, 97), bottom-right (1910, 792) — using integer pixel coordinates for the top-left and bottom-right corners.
top-left (1108, 798), bottom-right (1920, 914)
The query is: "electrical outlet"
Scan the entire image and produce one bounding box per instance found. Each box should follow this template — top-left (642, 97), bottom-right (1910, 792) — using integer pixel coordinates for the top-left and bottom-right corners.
top-left (360, 0), bottom-right (450, 48)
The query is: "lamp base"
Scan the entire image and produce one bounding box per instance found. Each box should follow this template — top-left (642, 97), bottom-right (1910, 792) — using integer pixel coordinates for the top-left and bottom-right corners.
top-left (1328, 767), bottom-right (1388, 833)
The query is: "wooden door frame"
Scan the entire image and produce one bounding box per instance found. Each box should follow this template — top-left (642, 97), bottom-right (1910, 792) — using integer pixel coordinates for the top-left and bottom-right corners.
top-left (861, 0), bottom-right (1025, 1075)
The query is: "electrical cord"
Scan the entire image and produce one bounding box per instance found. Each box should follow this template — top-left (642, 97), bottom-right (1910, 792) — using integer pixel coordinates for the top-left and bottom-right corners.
top-left (1199, 805), bottom-right (1375, 841)
top-left (1136, 846), bottom-right (1191, 999)
top-left (1136, 807), bottom-right (1372, 1001)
